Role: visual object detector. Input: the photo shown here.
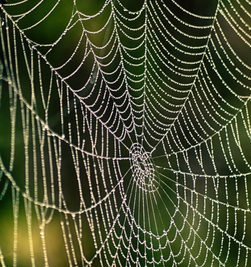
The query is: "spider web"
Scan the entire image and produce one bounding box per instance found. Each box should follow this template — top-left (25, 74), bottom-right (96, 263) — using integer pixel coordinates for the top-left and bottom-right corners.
top-left (0, 0), bottom-right (251, 266)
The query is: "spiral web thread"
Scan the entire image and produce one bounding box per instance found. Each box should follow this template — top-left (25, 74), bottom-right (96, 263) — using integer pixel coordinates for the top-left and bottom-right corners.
top-left (0, 0), bottom-right (251, 266)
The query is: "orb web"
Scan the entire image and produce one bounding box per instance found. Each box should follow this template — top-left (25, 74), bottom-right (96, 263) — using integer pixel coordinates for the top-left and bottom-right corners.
top-left (0, 0), bottom-right (251, 266)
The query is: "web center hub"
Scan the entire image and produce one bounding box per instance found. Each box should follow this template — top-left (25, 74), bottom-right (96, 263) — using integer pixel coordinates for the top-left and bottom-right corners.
top-left (129, 143), bottom-right (159, 192)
